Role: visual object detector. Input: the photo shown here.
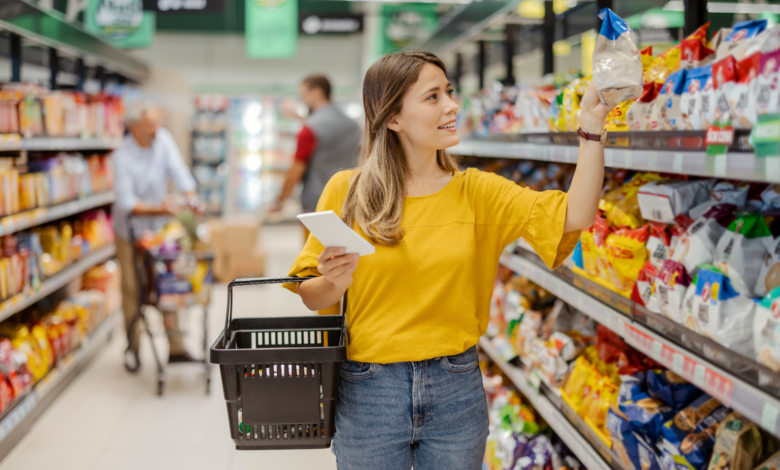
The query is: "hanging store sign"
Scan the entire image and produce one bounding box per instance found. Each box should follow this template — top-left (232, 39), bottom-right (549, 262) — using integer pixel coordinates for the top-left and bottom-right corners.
top-left (86, 0), bottom-right (155, 49)
top-left (299, 14), bottom-right (363, 35)
top-left (245, 0), bottom-right (298, 59)
top-left (143, 0), bottom-right (225, 13)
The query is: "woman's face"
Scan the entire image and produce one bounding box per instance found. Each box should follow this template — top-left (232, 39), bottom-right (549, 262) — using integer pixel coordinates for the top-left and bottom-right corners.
top-left (389, 63), bottom-right (460, 152)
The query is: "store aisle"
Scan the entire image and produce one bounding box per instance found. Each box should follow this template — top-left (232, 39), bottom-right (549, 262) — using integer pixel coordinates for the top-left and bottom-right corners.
top-left (0, 224), bottom-right (338, 470)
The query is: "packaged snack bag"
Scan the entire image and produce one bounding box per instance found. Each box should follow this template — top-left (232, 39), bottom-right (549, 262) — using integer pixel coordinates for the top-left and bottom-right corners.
top-left (645, 369), bottom-right (703, 411)
top-left (756, 286), bottom-right (780, 371)
top-left (709, 28), bottom-right (732, 52)
top-left (632, 261), bottom-right (660, 311)
top-left (638, 179), bottom-right (716, 224)
top-left (654, 260), bottom-right (694, 323)
top-left (609, 405), bottom-right (662, 470)
top-left (672, 204), bottom-right (738, 278)
top-left (681, 66), bottom-right (714, 130)
top-left (713, 213), bottom-right (773, 297)
top-left (713, 56), bottom-right (738, 126)
top-left (620, 393), bottom-right (676, 444)
top-left (660, 69), bottom-right (688, 130)
top-left (681, 278), bottom-right (699, 330)
top-left (594, 215), bottom-right (614, 282)
top-left (691, 265), bottom-right (756, 357)
top-left (605, 173), bottom-right (666, 229)
top-left (627, 82), bottom-right (662, 130)
top-left (757, 49), bottom-right (780, 116)
top-left (618, 371), bottom-right (647, 403)
top-left (755, 451), bottom-right (780, 470)
top-left (671, 214), bottom-right (696, 255)
top-left (646, 46), bottom-right (682, 86)
top-left (660, 395), bottom-right (729, 470)
top-left (581, 226), bottom-right (599, 277)
top-left (562, 83), bottom-right (582, 132)
top-left (641, 46), bottom-right (654, 71)
top-left (732, 52), bottom-right (761, 129)
top-left (647, 223), bottom-right (672, 269)
top-left (592, 8), bottom-right (643, 107)
top-left (716, 20), bottom-right (768, 60)
top-left (607, 225), bottom-right (650, 291)
top-left (706, 412), bottom-right (764, 470)
top-left (757, 238), bottom-right (780, 298)
top-left (701, 69), bottom-right (717, 128)
top-left (682, 38), bottom-right (716, 70)
top-left (606, 100), bottom-right (633, 132)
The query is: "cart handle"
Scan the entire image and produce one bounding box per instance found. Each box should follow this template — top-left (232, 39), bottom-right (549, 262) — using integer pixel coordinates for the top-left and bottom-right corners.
top-left (222, 277), bottom-right (348, 349)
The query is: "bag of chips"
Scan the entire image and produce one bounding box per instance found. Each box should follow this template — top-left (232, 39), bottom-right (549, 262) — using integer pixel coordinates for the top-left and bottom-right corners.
top-left (709, 28), bottom-right (732, 52)
top-left (607, 225), bottom-right (651, 291)
top-left (682, 38), bottom-right (716, 70)
top-left (672, 204), bottom-right (738, 278)
top-left (732, 52), bottom-right (761, 129)
top-left (707, 412), bottom-right (764, 470)
top-left (605, 173), bottom-right (666, 229)
top-left (608, 405), bottom-right (664, 470)
top-left (606, 100), bottom-right (634, 132)
top-left (714, 213), bottom-right (773, 297)
top-left (660, 395), bottom-right (730, 470)
top-left (661, 69), bottom-right (689, 130)
top-left (654, 260), bottom-right (694, 323)
top-left (754, 285), bottom-right (780, 371)
top-left (713, 56), bottom-right (739, 126)
top-left (680, 277), bottom-right (700, 330)
top-left (627, 82), bottom-right (662, 130)
top-left (645, 369), bottom-right (703, 411)
top-left (681, 66), bottom-right (714, 130)
top-left (633, 261), bottom-right (661, 311)
top-left (592, 8), bottom-right (643, 108)
top-left (647, 223), bottom-right (673, 269)
top-left (620, 393), bottom-right (676, 444)
top-left (691, 265), bottom-right (757, 357)
top-left (619, 371), bottom-right (647, 403)
top-left (716, 20), bottom-right (769, 60)
top-left (638, 179), bottom-right (716, 224)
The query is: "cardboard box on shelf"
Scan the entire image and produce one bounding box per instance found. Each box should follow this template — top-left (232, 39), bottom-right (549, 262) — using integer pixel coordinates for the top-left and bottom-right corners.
top-left (213, 244), bottom-right (266, 283)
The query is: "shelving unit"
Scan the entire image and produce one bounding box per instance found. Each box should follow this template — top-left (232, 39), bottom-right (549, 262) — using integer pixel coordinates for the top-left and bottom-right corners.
top-left (499, 248), bottom-right (780, 438)
top-left (0, 191), bottom-right (114, 237)
top-left (479, 336), bottom-right (616, 470)
top-left (0, 311), bottom-right (119, 460)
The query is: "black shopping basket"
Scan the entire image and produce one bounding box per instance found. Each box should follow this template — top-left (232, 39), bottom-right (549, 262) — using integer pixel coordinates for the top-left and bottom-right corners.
top-left (210, 277), bottom-right (347, 450)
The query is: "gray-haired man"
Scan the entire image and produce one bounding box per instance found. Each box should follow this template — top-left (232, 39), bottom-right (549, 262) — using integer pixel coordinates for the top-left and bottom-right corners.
top-left (113, 105), bottom-right (198, 365)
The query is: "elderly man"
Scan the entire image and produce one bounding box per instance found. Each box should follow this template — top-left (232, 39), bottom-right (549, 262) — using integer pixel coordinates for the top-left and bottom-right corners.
top-left (113, 105), bottom-right (199, 366)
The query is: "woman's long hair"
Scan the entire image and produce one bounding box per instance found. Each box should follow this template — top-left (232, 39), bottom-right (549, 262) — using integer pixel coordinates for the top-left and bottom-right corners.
top-left (342, 52), bottom-right (459, 246)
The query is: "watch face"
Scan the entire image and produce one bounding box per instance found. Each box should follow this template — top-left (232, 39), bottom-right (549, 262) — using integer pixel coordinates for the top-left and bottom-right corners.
top-left (599, 128), bottom-right (608, 144)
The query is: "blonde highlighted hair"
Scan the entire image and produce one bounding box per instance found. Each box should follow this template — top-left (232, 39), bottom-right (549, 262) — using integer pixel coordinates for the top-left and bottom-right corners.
top-left (342, 52), bottom-right (459, 246)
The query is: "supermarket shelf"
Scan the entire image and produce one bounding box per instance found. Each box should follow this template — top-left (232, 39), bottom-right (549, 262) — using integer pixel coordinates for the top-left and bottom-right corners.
top-left (479, 336), bottom-right (614, 470)
top-left (0, 191), bottom-right (114, 237)
top-left (0, 311), bottom-right (119, 461)
top-left (499, 251), bottom-right (780, 438)
top-left (451, 137), bottom-right (780, 183)
top-left (0, 137), bottom-right (121, 152)
top-left (0, 244), bottom-right (116, 322)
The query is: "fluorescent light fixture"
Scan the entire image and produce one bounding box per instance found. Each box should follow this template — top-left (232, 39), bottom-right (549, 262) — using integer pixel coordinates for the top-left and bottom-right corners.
top-left (664, 1), bottom-right (780, 14)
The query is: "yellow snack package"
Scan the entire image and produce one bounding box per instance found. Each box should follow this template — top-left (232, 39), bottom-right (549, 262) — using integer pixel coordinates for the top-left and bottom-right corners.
top-left (562, 87), bottom-right (581, 132)
top-left (581, 227), bottom-right (599, 277)
top-left (578, 372), bottom-right (605, 419)
top-left (31, 324), bottom-right (54, 370)
top-left (606, 225), bottom-right (650, 291)
top-left (563, 355), bottom-right (593, 409)
top-left (605, 173), bottom-right (665, 228)
top-left (645, 46), bottom-right (682, 85)
top-left (605, 100), bottom-right (634, 132)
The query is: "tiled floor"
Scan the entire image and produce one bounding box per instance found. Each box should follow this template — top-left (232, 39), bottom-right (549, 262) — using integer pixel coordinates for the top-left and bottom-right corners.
top-left (0, 223), bottom-right (338, 470)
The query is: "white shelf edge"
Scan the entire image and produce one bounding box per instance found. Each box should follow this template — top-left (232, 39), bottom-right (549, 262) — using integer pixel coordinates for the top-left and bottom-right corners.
top-left (0, 244), bottom-right (116, 322)
top-left (0, 311), bottom-right (119, 445)
top-left (500, 252), bottom-right (780, 438)
top-left (451, 140), bottom-right (779, 183)
top-left (0, 191), bottom-right (115, 237)
top-left (479, 336), bottom-right (612, 470)
top-left (0, 138), bottom-right (121, 152)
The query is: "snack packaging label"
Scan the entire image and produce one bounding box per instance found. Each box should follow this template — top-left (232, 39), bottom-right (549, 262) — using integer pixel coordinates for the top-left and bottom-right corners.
top-left (713, 57), bottom-right (738, 126)
top-left (607, 225), bottom-right (650, 291)
top-left (646, 369), bottom-right (703, 411)
top-left (672, 204), bottom-right (738, 277)
top-left (620, 393), bottom-right (676, 444)
top-left (661, 394), bottom-right (729, 470)
top-left (716, 19), bottom-right (768, 60)
top-left (732, 52), bottom-right (761, 129)
top-left (755, 286), bottom-right (780, 372)
top-left (691, 266), bottom-right (756, 357)
top-left (705, 412), bottom-right (764, 470)
top-left (661, 69), bottom-right (689, 130)
top-left (682, 38), bottom-right (716, 70)
top-left (654, 260), bottom-right (694, 323)
top-left (681, 66), bottom-right (714, 130)
top-left (638, 179), bottom-right (716, 224)
top-left (628, 82), bottom-right (662, 130)
top-left (757, 49), bottom-right (780, 116)
top-left (648, 223), bottom-right (673, 269)
top-left (593, 8), bottom-right (644, 108)
top-left (713, 213), bottom-right (773, 297)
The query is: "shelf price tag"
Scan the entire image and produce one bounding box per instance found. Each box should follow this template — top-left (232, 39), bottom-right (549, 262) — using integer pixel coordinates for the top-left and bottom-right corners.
top-left (694, 364), bottom-right (706, 387)
top-left (605, 149), bottom-right (614, 167)
top-left (673, 153), bottom-right (684, 173)
top-left (753, 113), bottom-right (780, 159)
top-left (672, 353), bottom-right (684, 375)
top-left (766, 156), bottom-right (780, 182)
top-left (624, 151), bottom-right (633, 169)
top-left (706, 125), bottom-right (733, 176)
top-left (763, 403), bottom-right (780, 434)
top-left (648, 152), bottom-right (658, 170)
top-left (652, 341), bottom-right (663, 361)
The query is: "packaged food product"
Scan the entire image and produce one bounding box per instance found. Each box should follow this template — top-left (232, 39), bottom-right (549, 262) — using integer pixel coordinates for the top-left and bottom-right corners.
top-left (609, 405), bottom-right (663, 470)
top-left (754, 285), bottom-right (780, 371)
top-left (732, 52), bottom-right (761, 129)
top-left (606, 100), bottom-right (633, 132)
top-left (681, 278), bottom-right (699, 330)
top-left (606, 225), bottom-right (650, 291)
top-left (619, 371), bottom-right (647, 403)
top-left (654, 260), bottom-right (694, 323)
top-left (755, 451), bottom-right (780, 470)
top-left (562, 84), bottom-right (582, 132)
top-left (710, 28), bottom-right (732, 52)
top-left (645, 369), bottom-right (702, 411)
top-left (594, 215), bottom-right (614, 282)
top-left (661, 69), bottom-right (689, 130)
top-left (638, 179), bottom-right (715, 224)
top-left (671, 214), bottom-right (696, 254)
top-left (757, 49), bottom-right (780, 116)
top-left (620, 393), bottom-right (676, 443)
top-left (690, 265), bottom-right (756, 357)
top-left (757, 238), bottom-right (780, 298)
top-left (706, 412), bottom-right (764, 470)
top-left (581, 226), bottom-right (599, 277)
top-left (681, 66), bottom-right (714, 130)
top-left (647, 223), bottom-right (672, 269)
top-left (713, 56), bottom-right (738, 126)
top-left (660, 394), bottom-right (730, 470)
top-left (716, 20), bottom-right (769, 60)
top-left (627, 82), bottom-right (662, 130)
top-left (713, 213), bottom-right (773, 297)
top-left (592, 8), bottom-right (643, 108)
top-left (682, 38), bottom-right (716, 70)
top-left (604, 173), bottom-right (666, 229)
top-left (672, 204), bottom-right (738, 277)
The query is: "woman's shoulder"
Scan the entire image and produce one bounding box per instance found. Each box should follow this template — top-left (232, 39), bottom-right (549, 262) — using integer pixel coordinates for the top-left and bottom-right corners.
top-left (327, 169), bottom-right (357, 193)
top-left (460, 167), bottom-right (511, 187)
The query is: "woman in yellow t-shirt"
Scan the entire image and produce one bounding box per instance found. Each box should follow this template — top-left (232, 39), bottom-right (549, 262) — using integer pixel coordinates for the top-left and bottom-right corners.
top-left (285, 52), bottom-right (609, 469)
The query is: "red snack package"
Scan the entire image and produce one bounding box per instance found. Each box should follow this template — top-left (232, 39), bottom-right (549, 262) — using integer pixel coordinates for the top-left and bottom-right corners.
top-left (681, 38), bottom-right (715, 69)
top-left (713, 56), bottom-right (738, 125)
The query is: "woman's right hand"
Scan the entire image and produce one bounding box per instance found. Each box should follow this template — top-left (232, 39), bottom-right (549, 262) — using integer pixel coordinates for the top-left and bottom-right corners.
top-left (317, 247), bottom-right (359, 291)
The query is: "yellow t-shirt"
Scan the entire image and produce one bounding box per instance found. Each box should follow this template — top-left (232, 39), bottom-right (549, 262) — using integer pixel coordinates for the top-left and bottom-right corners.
top-left (284, 168), bottom-right (580, 363)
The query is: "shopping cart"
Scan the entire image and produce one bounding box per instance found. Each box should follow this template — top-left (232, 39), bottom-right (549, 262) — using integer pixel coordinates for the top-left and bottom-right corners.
top-left (211, 277), bottom-right (347, 450)
top-left (124, 214), bottom-right (214, 396)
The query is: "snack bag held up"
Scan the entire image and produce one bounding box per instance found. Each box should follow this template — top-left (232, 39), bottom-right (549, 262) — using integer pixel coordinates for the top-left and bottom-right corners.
top-left (592, 8), bottom-right (643, 108)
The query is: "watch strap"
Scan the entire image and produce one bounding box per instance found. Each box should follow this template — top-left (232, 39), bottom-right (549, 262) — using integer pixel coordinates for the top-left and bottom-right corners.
top-left (577, 127), bottom-right (601, 142)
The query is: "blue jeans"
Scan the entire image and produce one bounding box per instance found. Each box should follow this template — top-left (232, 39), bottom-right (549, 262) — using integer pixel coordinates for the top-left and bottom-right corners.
top-left (332, 346), bottom-right (489, 470)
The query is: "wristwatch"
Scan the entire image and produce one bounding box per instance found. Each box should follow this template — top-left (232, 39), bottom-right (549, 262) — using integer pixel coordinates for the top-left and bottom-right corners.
top-left (577, 127), bottom-right (608, 145)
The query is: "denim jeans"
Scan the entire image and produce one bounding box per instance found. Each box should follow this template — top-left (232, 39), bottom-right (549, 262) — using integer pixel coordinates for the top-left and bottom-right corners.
top-left (332, 346), bottom-right (489, 470)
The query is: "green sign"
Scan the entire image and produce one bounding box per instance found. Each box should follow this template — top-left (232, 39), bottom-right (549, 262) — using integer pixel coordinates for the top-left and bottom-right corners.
top-left (753, 114), bottom-right (780, 158)
top-left (380, 4), bottom-right (438, 55)
top-left (245, 0), bottom-right (298, 59)
top-left (86, 0), bottom-right (155, 49)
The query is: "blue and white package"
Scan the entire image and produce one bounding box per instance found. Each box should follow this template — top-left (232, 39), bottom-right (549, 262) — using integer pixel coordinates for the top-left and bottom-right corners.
top-left (680, 65), bottom-right (712, 130)
top-left (648, 69), bottom-right (686, 130)
top-left (592, 8), bottom-right (643, 108)
top-left (716, 19), bottom-right (768, 59)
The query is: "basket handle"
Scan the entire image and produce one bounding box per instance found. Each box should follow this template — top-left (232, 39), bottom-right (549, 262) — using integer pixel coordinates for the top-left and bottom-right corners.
top-left (222, 277), bottom-right (348, 349)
